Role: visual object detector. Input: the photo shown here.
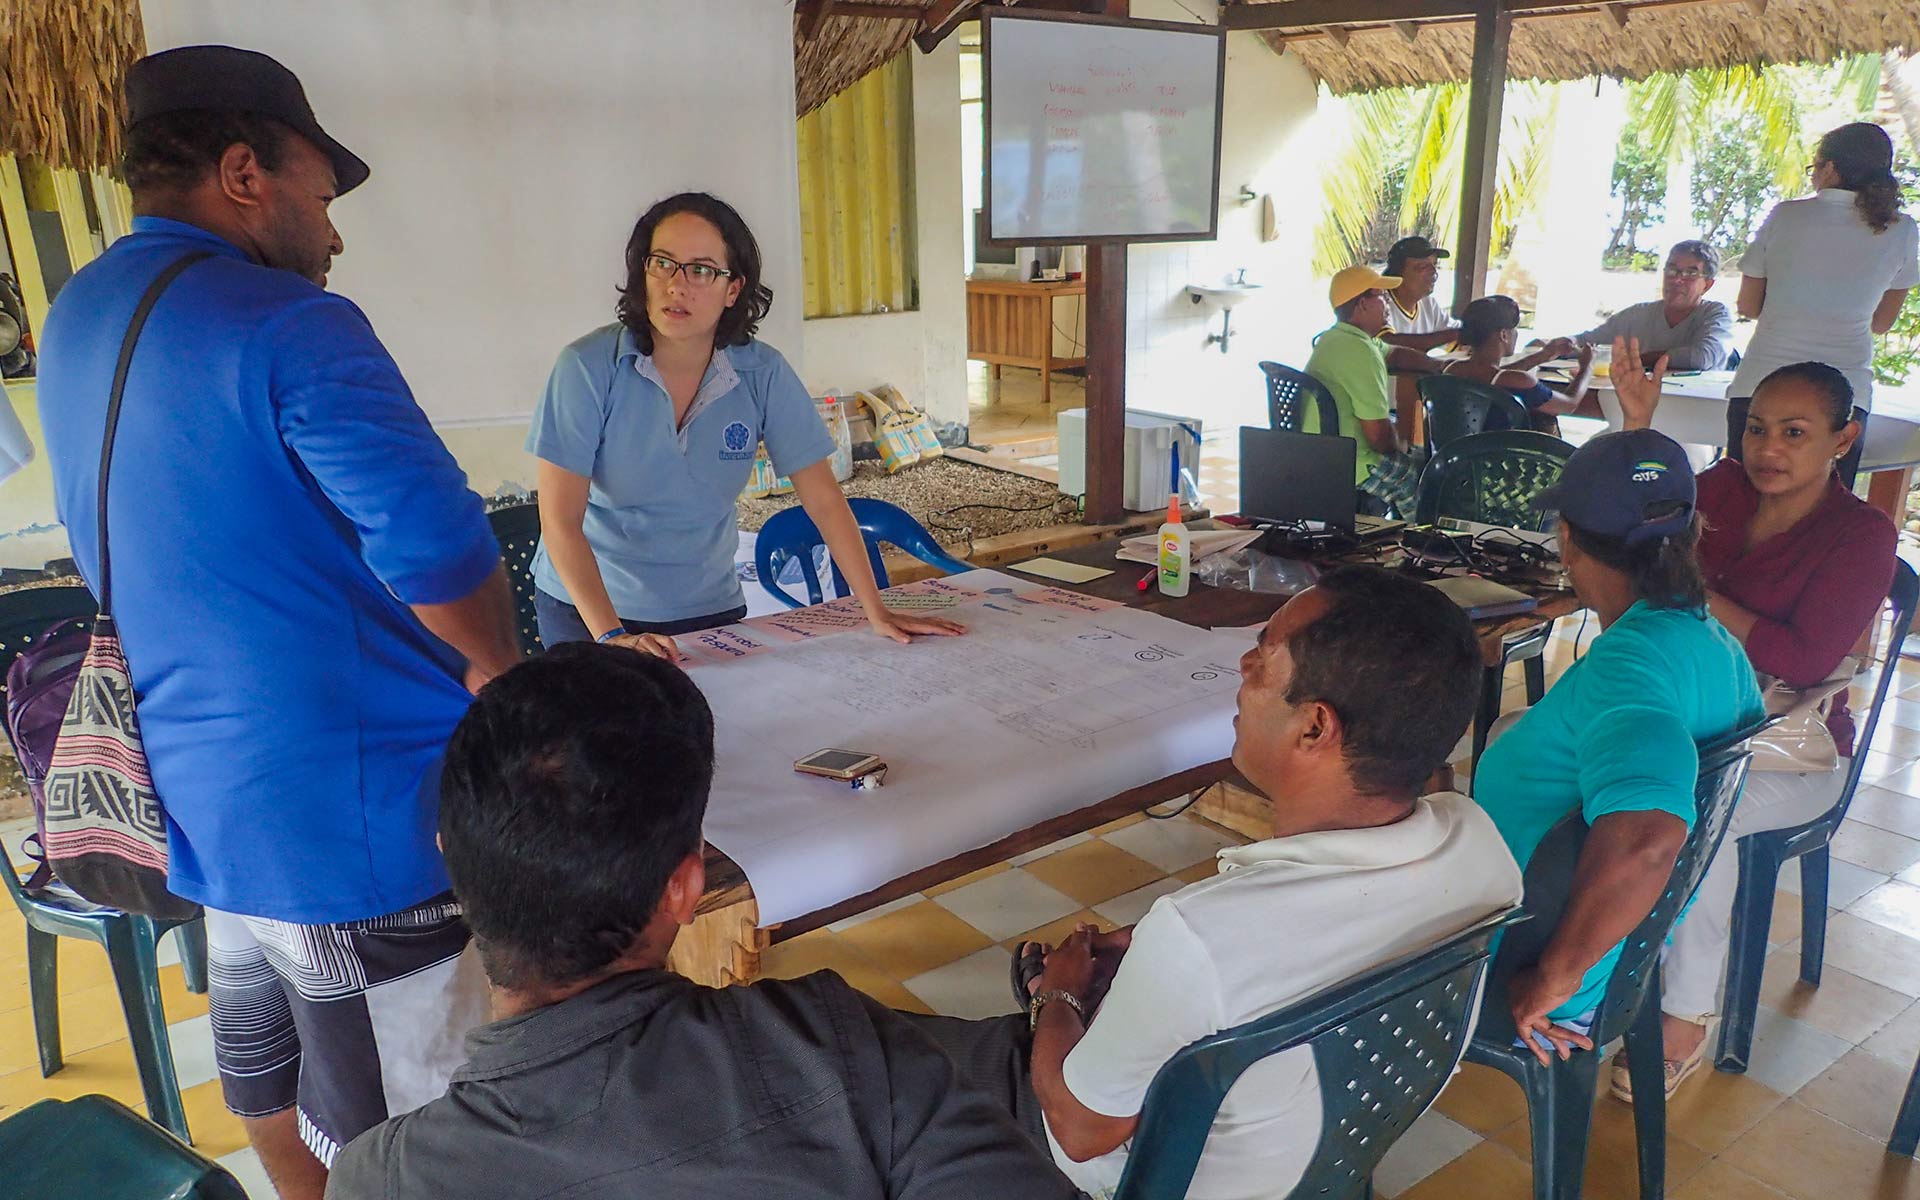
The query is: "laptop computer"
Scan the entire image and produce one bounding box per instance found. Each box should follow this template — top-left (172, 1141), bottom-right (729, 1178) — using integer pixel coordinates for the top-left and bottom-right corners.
top-left (1238, 426), bottom-right (1404, 537)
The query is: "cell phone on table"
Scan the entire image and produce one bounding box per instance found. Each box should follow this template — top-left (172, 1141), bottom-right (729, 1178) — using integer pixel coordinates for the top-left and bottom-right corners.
top-left (794, 748), bottom-right (886, 780)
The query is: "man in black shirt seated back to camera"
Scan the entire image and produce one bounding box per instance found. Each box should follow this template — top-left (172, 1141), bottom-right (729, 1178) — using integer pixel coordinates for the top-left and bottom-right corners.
top-left (324, 644), bottom-right (1078, 1200)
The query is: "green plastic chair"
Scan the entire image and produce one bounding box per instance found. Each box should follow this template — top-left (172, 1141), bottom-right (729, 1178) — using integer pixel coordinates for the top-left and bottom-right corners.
top-left (1413, 430), bottom-right (1574, 764)
top-left (487, 502), bottom-right (542, 657)
top-left (1419, 374), bottom-right (1531, 452)
top-left (1112, 907), bottom-right (1527, 1200)
top-left (1466, 722), bottom-right (1766, 1200)
top-left (0, 585), bottom-right (206, 1145)
top-left (0, 1095), bottom-right (247, 1200)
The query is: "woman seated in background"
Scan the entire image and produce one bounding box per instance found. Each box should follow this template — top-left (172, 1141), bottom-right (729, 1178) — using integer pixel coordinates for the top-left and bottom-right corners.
top-left (527, 192), bottom-right (963, 655)
top-left (1609, 336), bottom-right (1898, 1099)
top-left (1471, 425), bottom-right (1763, 1067)
top-left (1440, 294), bottom-right (1598, 428)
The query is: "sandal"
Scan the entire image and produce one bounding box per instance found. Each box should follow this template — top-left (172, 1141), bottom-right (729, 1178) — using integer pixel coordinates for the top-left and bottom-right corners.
top-left (1609, 1022), bottom-right (1713, 1102)
top-left (1009, 940), bottom-right (1048, 1010)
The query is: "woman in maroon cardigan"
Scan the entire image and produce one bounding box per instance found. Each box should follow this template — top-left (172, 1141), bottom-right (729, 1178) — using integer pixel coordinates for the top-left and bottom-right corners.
top-left (1610, 337), bottom-right (1898, 1099)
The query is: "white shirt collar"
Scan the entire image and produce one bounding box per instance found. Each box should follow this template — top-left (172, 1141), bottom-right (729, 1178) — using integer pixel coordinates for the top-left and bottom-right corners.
top-left (1214, 792), bottom-right (1461, 873)
top-left (1813, 188), bottom-right (1857, 205)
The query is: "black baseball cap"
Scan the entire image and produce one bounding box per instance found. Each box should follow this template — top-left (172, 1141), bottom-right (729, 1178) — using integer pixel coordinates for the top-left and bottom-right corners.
top-left (1386, 235), bottom-right (1451, 274)
top-left (126, 46), bottom-right (369, 195)
top-left (1533, 429), bottom-right (1696, 548)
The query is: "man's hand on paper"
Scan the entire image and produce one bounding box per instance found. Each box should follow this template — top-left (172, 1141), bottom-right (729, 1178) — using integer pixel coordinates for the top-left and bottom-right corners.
top-left (866, 610), bottom-right (968, 644)
top-left (606, 631), bottom-right (685, 662)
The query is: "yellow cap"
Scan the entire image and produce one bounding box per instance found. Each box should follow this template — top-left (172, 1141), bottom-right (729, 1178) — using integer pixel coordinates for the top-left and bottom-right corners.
top-left (1328, 265), bottom-right (1402, 309)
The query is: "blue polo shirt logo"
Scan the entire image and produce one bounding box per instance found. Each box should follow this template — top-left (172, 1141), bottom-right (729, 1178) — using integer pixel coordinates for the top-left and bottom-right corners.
top-left (720, 421), bottom-right (755, 460)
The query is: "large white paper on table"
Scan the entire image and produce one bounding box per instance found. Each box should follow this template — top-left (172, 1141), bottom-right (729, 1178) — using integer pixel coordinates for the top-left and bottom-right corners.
top-left (681, 569), bottom-right (1249, 924)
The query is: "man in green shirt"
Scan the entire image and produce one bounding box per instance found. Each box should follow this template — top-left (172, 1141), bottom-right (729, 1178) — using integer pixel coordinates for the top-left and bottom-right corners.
top-left (1303, 267), bottom-right (1422, 513)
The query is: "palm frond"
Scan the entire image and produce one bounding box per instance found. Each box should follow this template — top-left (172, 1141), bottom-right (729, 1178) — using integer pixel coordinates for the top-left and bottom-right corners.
top-left (1311, 86), bottom-right (1421, 275)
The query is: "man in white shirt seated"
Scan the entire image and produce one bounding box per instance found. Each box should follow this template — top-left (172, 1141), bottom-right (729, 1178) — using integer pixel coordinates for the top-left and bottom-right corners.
top-left (1573, 239), bottom-right (1734, 371)
top-left (900, 566), bottom-right (1525, 1200)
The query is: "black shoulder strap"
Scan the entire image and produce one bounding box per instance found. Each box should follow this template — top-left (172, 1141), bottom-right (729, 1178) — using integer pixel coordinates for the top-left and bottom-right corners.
top-left (95, 251), bottom-right (214, 614)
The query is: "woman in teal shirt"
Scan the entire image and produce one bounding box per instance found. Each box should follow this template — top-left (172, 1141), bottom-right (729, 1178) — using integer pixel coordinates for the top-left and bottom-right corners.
top-left (1474, 428), bottom-right (1762, 1066)
top-left (529, 192), bottom-right (963, 656)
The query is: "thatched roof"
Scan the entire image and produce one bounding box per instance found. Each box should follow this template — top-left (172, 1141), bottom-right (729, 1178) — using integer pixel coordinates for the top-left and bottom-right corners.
top-left (795, 0), bottom-right (925, 116)
top-left (0, 0), bottom-right (144, 171)
top-left (1234, 0), bottom-right (1920, 94)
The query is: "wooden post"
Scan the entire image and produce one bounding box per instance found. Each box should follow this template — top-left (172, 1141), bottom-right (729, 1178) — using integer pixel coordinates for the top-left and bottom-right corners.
top-left (1451, 0), bottom-right (1512, 316)
top-left (1084, 242), bottom-right (1128, 524)
top-left (1082, 0), bottom-right (1131, 526)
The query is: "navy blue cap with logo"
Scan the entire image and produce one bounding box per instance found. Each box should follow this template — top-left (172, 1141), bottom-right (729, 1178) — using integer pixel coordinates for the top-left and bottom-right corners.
top-left (1532, 428), bottom-right (1696, 548)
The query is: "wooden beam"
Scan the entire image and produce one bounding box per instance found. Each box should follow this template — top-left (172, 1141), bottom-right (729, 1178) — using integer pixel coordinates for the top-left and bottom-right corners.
top-left (1743, 0), bottom-right (1766, 12)
top-left (1262, 0), bottom-right (1756, 41)
top-left (1325, 24), bottom-right (1352, 47)
top-left (1393, 20), bottom-right (1420, 43)
top-left (1452, 0), bottom-right (1511, 316)
top-left (820, 2), bottom-right (923, 19)
top-left (799, 0), bottom-right (835, 41)
top-left (1083, 0), bottom-right (1130, 527)
top-left (915, 0), bottom-right (983, 51)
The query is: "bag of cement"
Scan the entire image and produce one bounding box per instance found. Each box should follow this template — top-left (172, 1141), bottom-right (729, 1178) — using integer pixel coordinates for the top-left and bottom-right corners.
top-left (744, 444), bottom-right (794, 499)
top-left (860, 384), bottom-right (944, 474)
top-left (816, 394), bottom-right (854, 482)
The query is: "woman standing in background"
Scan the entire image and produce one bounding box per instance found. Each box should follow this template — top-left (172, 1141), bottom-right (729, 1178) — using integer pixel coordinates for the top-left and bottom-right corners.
top-left (1727, 122), bottom-right (1918, 485)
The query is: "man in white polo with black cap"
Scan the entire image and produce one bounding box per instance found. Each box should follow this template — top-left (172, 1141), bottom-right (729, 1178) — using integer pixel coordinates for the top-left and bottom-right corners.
top-left (36, 45), bottom-right (521, 1198)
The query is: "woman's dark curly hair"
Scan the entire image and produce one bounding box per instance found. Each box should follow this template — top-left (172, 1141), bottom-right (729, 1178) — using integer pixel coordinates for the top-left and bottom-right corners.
top-left (615, 192), bottom-right (773, 354)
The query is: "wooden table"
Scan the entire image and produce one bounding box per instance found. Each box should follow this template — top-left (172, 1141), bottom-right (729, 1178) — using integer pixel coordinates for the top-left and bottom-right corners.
top-left (669, 532), bottom-right (1577, 988)
top-left (965, 277), bottom-right (1086, 407)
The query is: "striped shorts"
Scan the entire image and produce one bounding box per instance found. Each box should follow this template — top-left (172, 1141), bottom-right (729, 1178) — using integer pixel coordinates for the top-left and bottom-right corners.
top-left (204, 893), bottom-right (489, 1167)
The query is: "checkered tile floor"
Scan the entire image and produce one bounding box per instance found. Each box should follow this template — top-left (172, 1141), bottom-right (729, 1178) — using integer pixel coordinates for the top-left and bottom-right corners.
top-left (11, 616), bottom-right (1920, 1197)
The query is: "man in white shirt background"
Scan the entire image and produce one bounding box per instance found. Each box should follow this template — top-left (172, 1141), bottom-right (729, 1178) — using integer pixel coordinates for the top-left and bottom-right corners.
top-left (1379, 236), bottom-right (1463, 443)
top-left (899, 567), bottom-right (1525, 1200)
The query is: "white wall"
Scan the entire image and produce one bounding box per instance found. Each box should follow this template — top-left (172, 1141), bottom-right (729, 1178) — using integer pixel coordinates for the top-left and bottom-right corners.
top-left (798, 40), bottom-right (971, 432)
top-left (1122, 3), bottom-right (1322, 438)
top-left (143, 0), bottom-right (804, 435)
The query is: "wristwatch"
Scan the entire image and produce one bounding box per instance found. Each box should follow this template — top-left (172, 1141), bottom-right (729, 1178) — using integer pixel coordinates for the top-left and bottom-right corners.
top-left (1029, 987), bottom-right (1088, 1032)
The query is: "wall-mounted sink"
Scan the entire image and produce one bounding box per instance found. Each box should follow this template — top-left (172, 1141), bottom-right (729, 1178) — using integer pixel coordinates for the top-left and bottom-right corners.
top-left (1186, 283), bottom-right (1264, 310)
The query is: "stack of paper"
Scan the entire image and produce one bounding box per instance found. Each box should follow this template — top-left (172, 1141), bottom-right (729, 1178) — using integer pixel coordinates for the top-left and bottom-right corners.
top-left (1116, 528), bottom-right (1261, 566)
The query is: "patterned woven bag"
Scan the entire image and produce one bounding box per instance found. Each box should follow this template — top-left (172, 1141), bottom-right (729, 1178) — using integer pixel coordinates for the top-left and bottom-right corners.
top-left (39, 252), bottom-right (209, 920)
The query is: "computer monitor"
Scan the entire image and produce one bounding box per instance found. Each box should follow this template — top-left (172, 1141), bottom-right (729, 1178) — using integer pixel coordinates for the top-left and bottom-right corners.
top-left (1238, 426), bottom-right (1360, 532)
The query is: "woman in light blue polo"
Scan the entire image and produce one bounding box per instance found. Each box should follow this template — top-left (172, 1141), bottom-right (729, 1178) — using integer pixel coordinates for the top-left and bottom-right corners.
top-left (530, 193), bottom-right (964, 656)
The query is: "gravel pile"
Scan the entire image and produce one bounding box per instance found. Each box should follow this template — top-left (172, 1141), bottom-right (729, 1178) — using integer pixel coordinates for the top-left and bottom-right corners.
top-left (736, 458), bottom-right (1080, 553)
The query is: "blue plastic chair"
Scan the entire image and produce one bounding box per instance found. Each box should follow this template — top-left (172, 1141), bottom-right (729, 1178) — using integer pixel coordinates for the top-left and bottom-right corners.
top-left (754, 498), bottom-right (970, 609)
top-left (1113, 908), bottom-right (1525, 1200)
top-left (1419, 374), bottom-right (1531, 452)
top-left (1259, 362), bottom-right (1339, 435)
top-left (1466, 722), bottom-right (1765, 1200)
top-left (487, 502), bottom-right (542, 657)
top-left (0, 1094), bottom-right (246, 1199)
top-left (0, 586), bottom-right (207, 1144)
top-left (1723, 561), bottom-right (1917, 1073)
top-left (1414, 430), bottom-right (1574, 766)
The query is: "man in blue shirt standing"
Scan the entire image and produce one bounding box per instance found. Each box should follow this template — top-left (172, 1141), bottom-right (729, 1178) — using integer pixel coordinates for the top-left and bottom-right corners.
top-left (36, 46), bottom-right (521, 1199)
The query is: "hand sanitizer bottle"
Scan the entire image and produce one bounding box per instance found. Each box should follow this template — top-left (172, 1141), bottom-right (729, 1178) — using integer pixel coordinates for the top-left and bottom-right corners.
top-left (1158, 494), bottom-right (1191, 597)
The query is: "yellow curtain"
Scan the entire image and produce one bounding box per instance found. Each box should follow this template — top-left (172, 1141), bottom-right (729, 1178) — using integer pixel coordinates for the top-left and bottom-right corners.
top-left (797, 52), bottom-right (919, 320)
